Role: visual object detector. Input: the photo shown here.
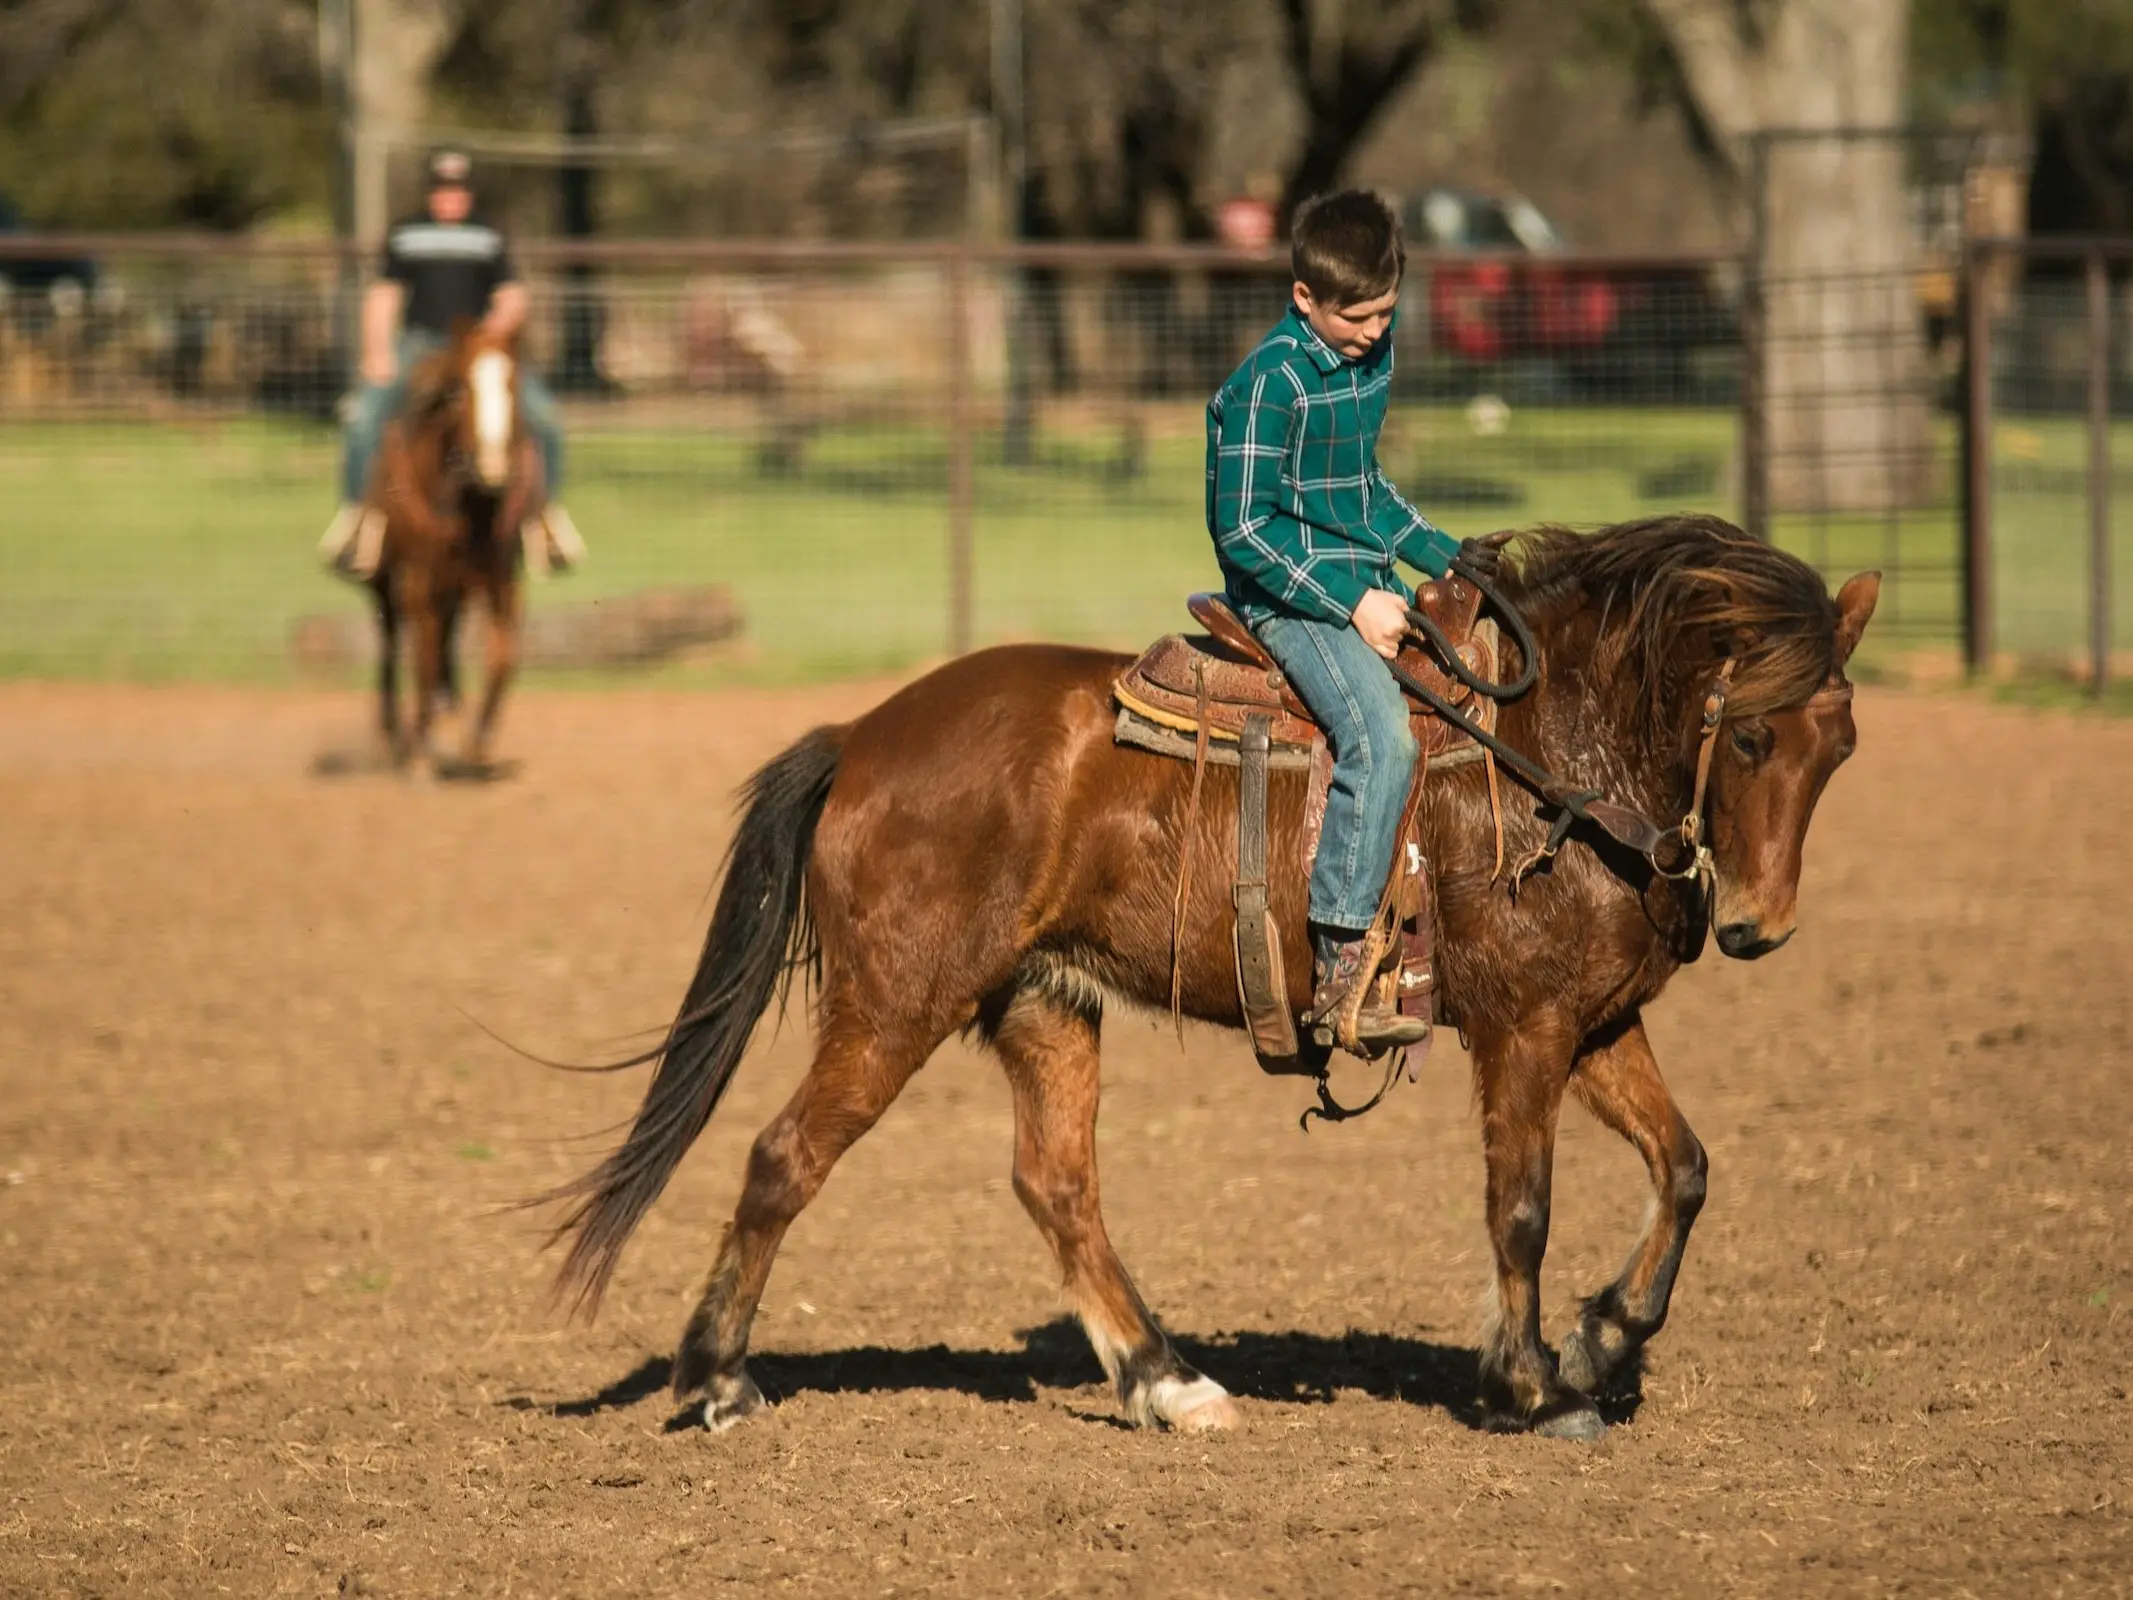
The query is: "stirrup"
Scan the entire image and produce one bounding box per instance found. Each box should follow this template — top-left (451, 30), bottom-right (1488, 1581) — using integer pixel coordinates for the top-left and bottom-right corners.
top-left (1306, 1005), bottom-right (1431, 1057)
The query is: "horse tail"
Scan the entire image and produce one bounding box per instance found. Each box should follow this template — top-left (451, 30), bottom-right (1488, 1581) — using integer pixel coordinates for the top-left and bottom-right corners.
top-left (538, 725), bottom-right (844, 1316)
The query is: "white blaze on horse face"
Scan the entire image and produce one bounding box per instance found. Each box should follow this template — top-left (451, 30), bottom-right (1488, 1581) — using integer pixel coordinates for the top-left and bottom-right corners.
top-left (469, 350), bottom-right (514, 487)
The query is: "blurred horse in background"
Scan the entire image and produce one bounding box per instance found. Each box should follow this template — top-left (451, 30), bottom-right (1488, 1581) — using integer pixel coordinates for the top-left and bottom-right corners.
top-left (365, 320), bottom-right (543, 778)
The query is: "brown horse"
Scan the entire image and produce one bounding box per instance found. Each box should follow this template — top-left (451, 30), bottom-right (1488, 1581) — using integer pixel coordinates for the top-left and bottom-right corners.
top-left (369, 322), bottom-right (542, 776)
top-left (538, 514), bottom-right (1879, 1441)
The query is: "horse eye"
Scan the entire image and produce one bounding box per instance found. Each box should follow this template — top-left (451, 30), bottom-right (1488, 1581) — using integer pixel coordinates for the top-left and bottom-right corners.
top-left (1730, 725), bottom-right (1763, 760)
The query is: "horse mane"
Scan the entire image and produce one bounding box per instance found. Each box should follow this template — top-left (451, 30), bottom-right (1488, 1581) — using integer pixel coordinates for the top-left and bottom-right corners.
top-left (404, 349), bottom-right (461, 425)
top-left (1507, 513), bottom-right (1841, 732)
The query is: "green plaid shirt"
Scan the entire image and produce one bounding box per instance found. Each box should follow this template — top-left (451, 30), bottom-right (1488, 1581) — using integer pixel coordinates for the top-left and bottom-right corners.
top-left (1206, 305), bottom-right (1458, 626)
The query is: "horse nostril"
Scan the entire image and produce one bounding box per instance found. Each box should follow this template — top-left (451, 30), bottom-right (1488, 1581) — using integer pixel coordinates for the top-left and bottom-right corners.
top-left (1716, 921), bottom-right (1794, 960)
top-left (1716, 921), bottom-right (1760, 956)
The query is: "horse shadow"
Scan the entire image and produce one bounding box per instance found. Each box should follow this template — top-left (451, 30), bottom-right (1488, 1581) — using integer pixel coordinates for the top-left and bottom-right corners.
top-left (308, 746), bottom-right (520, 783)
top-left (502, 1317), bottom-right (1645, 1433)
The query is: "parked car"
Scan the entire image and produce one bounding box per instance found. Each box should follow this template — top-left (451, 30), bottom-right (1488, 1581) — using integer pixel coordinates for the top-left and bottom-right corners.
top-left (1400, 186), bottom-right (1739, 403)
top-left (0, 194), bottom-right (98, 309)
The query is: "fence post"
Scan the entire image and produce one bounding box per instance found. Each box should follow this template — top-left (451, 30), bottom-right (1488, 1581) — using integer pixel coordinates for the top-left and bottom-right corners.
top-left (2088, 249), bottom-right (2112, 696)
top-left (1961, 239), bottom-right (1995, 676)
top-left (947, 247), bottom-right (976, 658)
top-left (1740, 134), bottom-right (1771, 541)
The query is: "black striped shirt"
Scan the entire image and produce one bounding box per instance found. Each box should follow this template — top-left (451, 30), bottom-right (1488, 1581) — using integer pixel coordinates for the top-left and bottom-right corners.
top-left (380, 216), bottom-right (516, 335)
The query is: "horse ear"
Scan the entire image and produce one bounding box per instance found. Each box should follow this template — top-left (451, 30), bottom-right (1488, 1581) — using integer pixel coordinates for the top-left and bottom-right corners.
top-left (1833, 571), bottom-right (1881, 666)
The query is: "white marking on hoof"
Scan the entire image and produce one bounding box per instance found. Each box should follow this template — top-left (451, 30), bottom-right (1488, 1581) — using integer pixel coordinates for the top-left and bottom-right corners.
top-left (1147, 1374), bottom-right (1238, 1433)
top-left (702, 1372), bottom-right (765, 1433)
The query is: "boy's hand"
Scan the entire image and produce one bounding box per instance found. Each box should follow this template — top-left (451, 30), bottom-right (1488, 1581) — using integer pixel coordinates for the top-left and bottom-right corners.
top-left (1351, 589), bottom-right (1409, 661)
top-left (1454, 530), bottom-right (1515, 583)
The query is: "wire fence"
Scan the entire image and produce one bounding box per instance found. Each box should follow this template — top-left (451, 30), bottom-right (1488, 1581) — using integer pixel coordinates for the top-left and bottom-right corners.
top-left (0, 231), bottom-right (2115, 687)
top-left (1968, 239), bottom-right (2133, 686)
top-left (1746, 263), bottom-right (1964, 648)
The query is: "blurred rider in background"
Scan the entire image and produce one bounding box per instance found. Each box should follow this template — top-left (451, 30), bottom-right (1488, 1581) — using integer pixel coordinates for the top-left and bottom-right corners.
top-left (318, 147), bottom-right (584, 579)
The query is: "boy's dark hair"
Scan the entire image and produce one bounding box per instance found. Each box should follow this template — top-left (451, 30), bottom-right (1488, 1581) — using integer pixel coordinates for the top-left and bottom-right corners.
top-left (1290, 189), bottom-right (1405, 306)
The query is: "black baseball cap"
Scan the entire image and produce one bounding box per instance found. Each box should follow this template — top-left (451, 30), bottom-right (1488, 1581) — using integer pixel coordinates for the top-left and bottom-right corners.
top-left (426, 149), bottom-right (474, 189)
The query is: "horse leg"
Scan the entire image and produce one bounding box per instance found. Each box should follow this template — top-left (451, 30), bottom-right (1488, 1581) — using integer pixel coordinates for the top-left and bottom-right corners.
top-left (1557, 1014), bottom-right (1708, 1398)
top-left (373, 575), bottom-right (403, 763)
top-left (673, 1011), bottom-right (944, 1431)
top-left (466, 574), bottom-right (520, 769)
top-left (399, 569), bottom-right (443, 776)
top-left (1473, 1016), bottom-right (1604, 1440)
top-left (435, 588), bottom-right (463, 717)
top-left (990, 982), bottom-right (1238, 1432)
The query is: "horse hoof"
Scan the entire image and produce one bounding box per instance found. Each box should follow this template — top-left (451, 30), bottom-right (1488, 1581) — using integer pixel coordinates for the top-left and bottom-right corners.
top-left (1173, 1393), bottom-right (1241, 1433)
top-left (1142, 1374), bottom-right (1239, 1433)
top-left (1557, 1330), bottom-right (1603, 1395)
top-left (1532, 1402), bottom-right (1607, 1443)
top-left (702, 1373), bottom-right (766, 1434)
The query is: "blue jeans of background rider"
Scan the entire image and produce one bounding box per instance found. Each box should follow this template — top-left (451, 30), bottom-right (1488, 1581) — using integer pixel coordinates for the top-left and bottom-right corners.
top-left (1253, 612), bottom-right (1418, 933)
top-left (340, 329), bottom-right (564, 503)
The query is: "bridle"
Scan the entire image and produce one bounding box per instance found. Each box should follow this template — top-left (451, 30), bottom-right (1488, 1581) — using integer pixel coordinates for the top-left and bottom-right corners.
top-left (407, 348), bottom-right (519, 495)
top-left (408, 365), bottom-right (525, 528)
top-left (1395, 555), bottom-right (1853, 896)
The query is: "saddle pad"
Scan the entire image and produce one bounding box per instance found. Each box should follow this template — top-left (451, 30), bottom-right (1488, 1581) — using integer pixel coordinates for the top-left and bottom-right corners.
top-left (1113, 705), bottom-right (1321, 765)
top-left (1113, 705), bottom-right (1491, 772)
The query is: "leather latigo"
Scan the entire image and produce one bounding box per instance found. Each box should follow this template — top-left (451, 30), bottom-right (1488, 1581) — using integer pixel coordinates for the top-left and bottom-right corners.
top-left (1232, 715), bottom-right (1302, 1066)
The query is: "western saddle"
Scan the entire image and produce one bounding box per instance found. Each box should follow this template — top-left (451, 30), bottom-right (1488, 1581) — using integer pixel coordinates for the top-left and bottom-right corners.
top-left (1113, 583), bottom-right (1501, 1093)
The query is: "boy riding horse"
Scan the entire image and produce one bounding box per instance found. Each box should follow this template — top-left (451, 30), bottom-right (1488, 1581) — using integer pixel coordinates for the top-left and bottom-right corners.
top-left (318, 148), bottom-right (585, 580)
top-left (1207, 188), bottom-right (1501, 1057)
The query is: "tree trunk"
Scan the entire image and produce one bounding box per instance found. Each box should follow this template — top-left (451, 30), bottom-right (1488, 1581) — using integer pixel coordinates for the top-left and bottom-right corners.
top-left (1646, 0), bottom-right (1936, 513)
top-left (555, 17), bottom-right (609, 395)
top-left (352, 0), bottom-right (456, 245)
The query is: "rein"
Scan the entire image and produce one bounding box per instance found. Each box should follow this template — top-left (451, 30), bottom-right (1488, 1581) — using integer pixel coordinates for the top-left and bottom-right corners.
top-left (1402, 558), bottom-right (1848, 894)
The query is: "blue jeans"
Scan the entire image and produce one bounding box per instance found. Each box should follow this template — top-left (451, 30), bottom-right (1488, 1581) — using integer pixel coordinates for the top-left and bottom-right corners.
top-left (1254, 612), bottom-right (1418, 932)
top-left (341, 329), bottom-right (564, 502)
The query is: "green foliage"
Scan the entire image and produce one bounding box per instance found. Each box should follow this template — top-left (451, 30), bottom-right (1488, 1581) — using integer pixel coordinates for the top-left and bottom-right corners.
top-left (0, 2), bottom-right (329, 228)
top-left (1914, 0), bottom-right (2133, 107)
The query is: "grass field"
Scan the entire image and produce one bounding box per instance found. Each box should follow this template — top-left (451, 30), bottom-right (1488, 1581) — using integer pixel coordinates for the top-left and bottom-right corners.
top-left (0, 404), bottom-right (2121, 685)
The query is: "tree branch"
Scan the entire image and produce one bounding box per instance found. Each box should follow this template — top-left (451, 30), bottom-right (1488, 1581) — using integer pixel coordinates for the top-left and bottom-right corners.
top-left (0, 0), bottom-right (122, 112)
top-left (1637, 0), bottom-right (1765, 170)
top-left (1275, 0), bottom-right (1483, 216)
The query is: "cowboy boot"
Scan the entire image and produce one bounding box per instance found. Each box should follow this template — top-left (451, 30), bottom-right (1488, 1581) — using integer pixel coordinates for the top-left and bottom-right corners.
top-left (521, 505), bottom-right (585, 578)
top-left (544, 503), bottom-right (586, 569)
top-left (1310, 930), bottom-right (1431, 1055)
top-left (319, 504), bottom-right (389, 581)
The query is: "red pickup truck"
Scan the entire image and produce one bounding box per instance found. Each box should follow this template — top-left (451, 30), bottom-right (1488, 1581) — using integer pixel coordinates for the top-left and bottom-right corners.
top-left (1403, 187), bottom-right (1738, 400)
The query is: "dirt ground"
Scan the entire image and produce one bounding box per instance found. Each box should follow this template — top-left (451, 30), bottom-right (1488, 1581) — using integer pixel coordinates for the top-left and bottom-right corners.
top-left (1, 679), bottom-right (2128, 1598)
